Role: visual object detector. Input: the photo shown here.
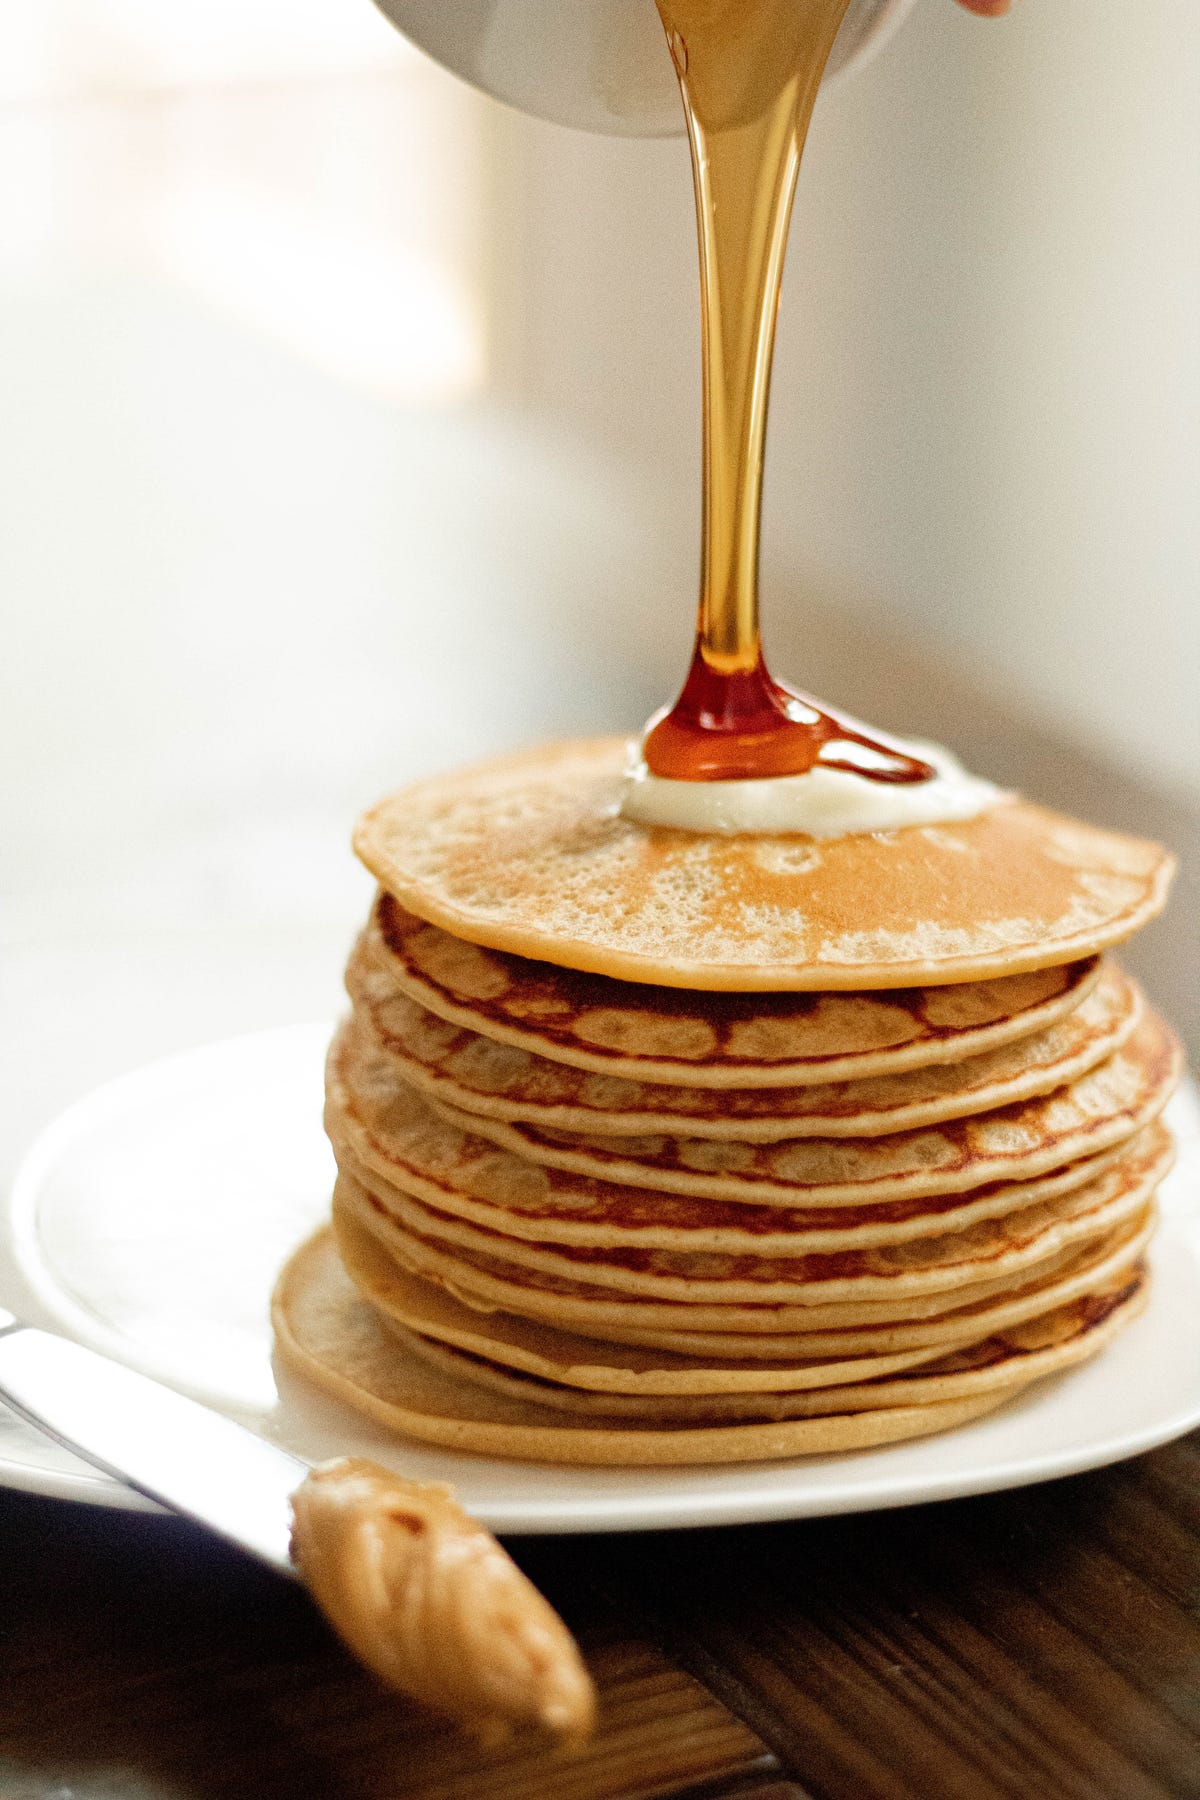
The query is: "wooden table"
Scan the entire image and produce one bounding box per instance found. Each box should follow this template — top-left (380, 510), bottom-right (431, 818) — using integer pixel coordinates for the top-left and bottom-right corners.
top-left (3, 1430), bottom-right (1200, 1800)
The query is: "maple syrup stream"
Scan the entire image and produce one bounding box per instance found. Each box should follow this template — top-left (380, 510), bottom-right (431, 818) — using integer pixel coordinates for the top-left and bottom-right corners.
top-left (644, 0), bottom-right (933, 785)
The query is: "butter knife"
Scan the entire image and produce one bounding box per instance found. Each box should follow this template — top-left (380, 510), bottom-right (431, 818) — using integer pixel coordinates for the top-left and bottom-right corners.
top-left (0, 1306), bottom-right (302, 1574)
top-left (0, 1305), bottom-right (599, 1739)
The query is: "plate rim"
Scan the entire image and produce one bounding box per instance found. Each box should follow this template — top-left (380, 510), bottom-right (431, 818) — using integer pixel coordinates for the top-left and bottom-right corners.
top-left (4, 1022), bottom-right (1199, 1532)
top-left (7, 1022), bottom-right (334, 1394)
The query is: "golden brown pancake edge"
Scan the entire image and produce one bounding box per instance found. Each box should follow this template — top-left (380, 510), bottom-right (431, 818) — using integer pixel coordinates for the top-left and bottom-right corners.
top-left (352, 739), bottom-right (1175, 992)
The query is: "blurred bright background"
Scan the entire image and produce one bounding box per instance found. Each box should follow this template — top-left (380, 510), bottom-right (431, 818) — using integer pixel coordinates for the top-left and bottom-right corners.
top-left (2, 0), bottom-right (1198, 1175)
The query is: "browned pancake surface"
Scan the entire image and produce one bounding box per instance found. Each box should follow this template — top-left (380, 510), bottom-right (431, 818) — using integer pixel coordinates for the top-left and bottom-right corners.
top-left (343, 1203), bottom-right (1149, 1356)
top-left (367, 892), bottom-right (1102, 1086)
top-left (331, 1022), bottom-right (1180, 1245)
top-left (348, 938), bottom-right (1138, 1141)
top-left (335, 1204), bottom-right (1154, 1394)
top-left (389, 1262), bottom-right (1146, 1421)
top-left (334, 1147), bottom-right (1158, 1306)
top-left (429, 1012), bottom-right (1181, 1206)
top-left (273, 1228), bottom-right (1033, 1465)
top-left (353, 740), bottom-right (1174, 990)
top-left (337, 1178), bottom-right (1142, 1337)
top-left (328, 1016), bottom-right (1174, 1250)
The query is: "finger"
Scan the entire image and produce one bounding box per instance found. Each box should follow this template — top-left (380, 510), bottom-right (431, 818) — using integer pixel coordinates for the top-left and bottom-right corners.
top-left (955, 0), bottom-right (1013, 16)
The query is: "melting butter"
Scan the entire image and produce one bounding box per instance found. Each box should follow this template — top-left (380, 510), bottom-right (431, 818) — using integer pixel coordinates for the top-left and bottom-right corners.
top-left (621, 733), bottom-right (1004, 836)
top-left (290, 1458), bottom-right (595, 1743)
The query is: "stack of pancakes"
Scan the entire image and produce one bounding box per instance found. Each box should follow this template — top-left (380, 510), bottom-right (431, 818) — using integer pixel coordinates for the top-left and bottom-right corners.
top-left (275, 741), bottom-right (1180, 1466)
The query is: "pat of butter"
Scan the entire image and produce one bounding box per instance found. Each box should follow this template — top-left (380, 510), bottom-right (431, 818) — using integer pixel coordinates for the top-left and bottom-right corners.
top-left (620, 737), bottom-right (1005, 837)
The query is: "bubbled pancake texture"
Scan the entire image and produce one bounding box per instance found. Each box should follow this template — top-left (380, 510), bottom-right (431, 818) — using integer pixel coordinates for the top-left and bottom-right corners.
top-left (351, 740), bottom-right (1174, 990)
top-left (272, 755), bottom-right (1180, 1465)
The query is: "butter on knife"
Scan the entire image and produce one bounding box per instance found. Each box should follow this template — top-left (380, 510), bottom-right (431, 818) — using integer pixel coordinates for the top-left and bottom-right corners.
top-left (0, 1313), bottom-right (594, 1744)
top-left (291, 1458), bottom-right (596, 1744)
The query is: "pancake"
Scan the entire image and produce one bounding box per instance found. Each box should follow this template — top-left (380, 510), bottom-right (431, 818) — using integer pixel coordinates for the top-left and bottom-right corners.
top-left (388, 1262), bottom-right (1147, 1422)
top-left (387, 1325), bottom-right (965, 1419)
top-left (365, 891), bottom-right (1103, 1088)
top-left (353, 739), bottom-right (1174, 991)
top-left (328, 1009), bottom-right (1174, 1248)
top-left (333, 1203), bottom-right (1155, 1396)
top-left (333, 1140), bottom-right (1159, 1306)
top-left (335, 1154), bottom-right (1156, 1345)
top-left (333, 1173), bottom-right (1088, 1332)
top-left (330, 1018), bottom-right (1169, 1251)
top-left (438, 1010), bottom-right (1180, 1204)
top-left (272, 1227), bottom-right (1027, 1465)
top-left (445, 1214), bottom-right (1154, 1360)
top-left (281, 734), bottom-right (1178, 1467)
top-left (347, 936), bottom-right (1139, 1141)
top-left (327, 1015), bottom-right (1176, 1222)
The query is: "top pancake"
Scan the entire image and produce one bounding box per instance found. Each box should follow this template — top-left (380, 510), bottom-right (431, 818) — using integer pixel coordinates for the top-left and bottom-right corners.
top-left (354, 739), bottom-right (1174, 991)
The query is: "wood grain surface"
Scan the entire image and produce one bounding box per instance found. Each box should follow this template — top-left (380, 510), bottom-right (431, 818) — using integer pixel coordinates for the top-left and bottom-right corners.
top-left (3, 1435), bottom-right (1200, 1800)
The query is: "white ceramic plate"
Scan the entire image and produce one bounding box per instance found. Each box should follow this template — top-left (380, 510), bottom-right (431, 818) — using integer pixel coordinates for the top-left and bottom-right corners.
top-left (4, 1023), bottom-right (1200, 1534)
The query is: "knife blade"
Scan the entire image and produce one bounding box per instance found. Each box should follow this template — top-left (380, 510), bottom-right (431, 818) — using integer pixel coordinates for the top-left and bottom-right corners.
top-left (0, 1307), bottom-right (304, 1574)
top-left (0, 1308), bottom-right (601, 1738)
